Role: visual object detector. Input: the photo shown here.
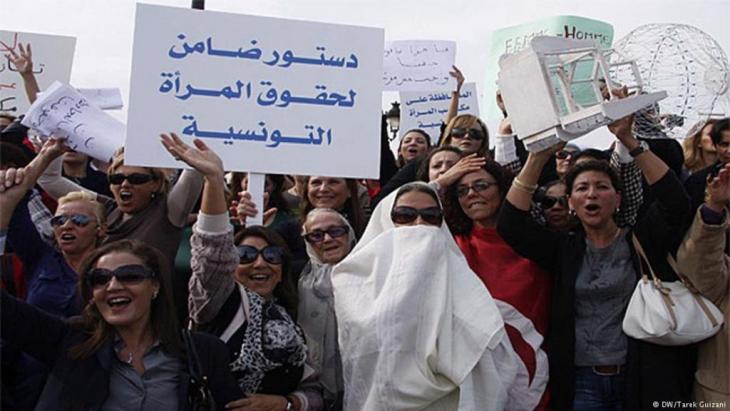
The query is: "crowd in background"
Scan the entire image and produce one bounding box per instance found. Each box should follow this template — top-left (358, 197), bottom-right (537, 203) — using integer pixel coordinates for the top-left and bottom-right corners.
top-left (0, 42), bottom-right (729, 411)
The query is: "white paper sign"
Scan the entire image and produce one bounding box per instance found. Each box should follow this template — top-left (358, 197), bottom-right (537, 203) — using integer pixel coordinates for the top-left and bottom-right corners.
top-left (397, 82), bottom-right (479, 145)
top-left (383, 40), bottom-right (456, 91)
top-left (77, 88), bottom-right (123, 110)
top-left (21, 81), bottom-right (125, 161)
top-left (0, 31), bottom-right (76, 115)
top-left (126, 4), bottom-right (384, 179)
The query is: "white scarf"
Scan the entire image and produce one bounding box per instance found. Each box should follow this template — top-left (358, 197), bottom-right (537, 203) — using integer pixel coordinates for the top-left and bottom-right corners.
top-left (332, 182), bottom-right (515, 410)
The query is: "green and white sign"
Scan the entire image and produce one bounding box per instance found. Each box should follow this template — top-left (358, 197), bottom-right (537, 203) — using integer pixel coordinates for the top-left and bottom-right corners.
top-left (484, 16), bottom-right (613, 121)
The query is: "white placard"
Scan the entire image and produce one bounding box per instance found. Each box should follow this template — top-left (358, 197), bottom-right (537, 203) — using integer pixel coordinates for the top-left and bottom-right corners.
top-left (77, 88), bottom-right (123, 110)
top-left (383, 40), bottom-right (456, 91)
top-left (247, 173), bottom-right (265, 227)
top-left (0, 31), bottom-right (76, 116)
top-left (126, 4), bottom-right (384, 179)
top-left (398, 82), bottom-right (479, 145)
top-left (21, 81), bottom-right (125, 161)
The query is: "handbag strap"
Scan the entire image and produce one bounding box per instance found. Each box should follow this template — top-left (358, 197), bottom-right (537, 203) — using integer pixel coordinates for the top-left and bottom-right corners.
top-left (665, 254), bottom-right (721, 328)
top-left (631, 234), bottom-right (679, 328)
top-left (182, 329), bottom-right (203, 382)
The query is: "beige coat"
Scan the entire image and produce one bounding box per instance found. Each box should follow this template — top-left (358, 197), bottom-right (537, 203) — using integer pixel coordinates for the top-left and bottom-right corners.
top-left (677, 209), bottom-right (730, 404)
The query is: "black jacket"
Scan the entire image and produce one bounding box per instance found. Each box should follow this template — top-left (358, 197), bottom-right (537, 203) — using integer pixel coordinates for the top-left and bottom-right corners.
top-left (1, 291), bottom-right (243, 411)
top-left (497, 171), bottom-right (695, 410)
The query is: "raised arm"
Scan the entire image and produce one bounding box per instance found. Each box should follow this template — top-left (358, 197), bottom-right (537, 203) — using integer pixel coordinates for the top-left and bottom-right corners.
top-left (36, 139), bottom-right (97, 200)
top-left (3, 43), bottom-right (40, 104)
top-left (445, 66), bottom-right (465, 123)
top-left (161, 133), bottom-right (236, 323)
top-left (676, 163), bottom-right (730, 305)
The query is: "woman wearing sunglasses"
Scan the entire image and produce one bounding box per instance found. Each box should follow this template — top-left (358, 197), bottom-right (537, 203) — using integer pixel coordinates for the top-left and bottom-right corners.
top-left (497, 114), bottom-right (693, 410)
top-left (442, 160), bottom-right (552, 410)
top-left (298, 208), bottom-right (357, 410)
top-left (535, 180), bottom-right (575, 232)
top-left (1, 239), bottom-right (247, 410)
top-left (332, 182), bottom-right (517, 410)
top-left (35, 137), bottom-right (203, 264)
top-left (160, 135), bottom-right (322, 410)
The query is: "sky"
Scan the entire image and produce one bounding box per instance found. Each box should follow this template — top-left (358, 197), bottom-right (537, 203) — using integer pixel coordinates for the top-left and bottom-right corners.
top-left (1, 0), bottom-right (729, 149)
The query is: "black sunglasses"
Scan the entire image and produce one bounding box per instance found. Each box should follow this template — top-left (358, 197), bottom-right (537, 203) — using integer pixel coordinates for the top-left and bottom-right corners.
top-left (456, 180), bottom-right (498, 198)
top-left (237, 245), bottom-right (285, 265)
top-left (86, 264), bottom-right (156, 289)
top-left (50, 213), bottom-right (94, 227)
top-left (108, 173), bottom-right (157, 185)
top-left (450, 128), bottom-right (485, 141)
top-left (555, 150), bottom-right (577, 160)
top-left (391, 206), bottom-right (443, 226)
top-left (539, 195), bottom-right (568, 209)
top-left (304, 225), bottom-right (349, 244)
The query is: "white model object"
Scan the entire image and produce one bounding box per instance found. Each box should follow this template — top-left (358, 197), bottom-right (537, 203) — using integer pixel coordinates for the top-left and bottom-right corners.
top-left (497, 36), bottom-right (667, 151)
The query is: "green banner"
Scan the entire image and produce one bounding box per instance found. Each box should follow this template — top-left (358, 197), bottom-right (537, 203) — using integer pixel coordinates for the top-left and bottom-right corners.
top-left (483, 16), bottom-right (614, 121)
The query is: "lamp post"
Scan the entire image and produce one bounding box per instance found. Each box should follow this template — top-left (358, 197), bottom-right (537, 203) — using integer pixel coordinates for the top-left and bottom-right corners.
top-left (384, 101), bottom-right (401, 142)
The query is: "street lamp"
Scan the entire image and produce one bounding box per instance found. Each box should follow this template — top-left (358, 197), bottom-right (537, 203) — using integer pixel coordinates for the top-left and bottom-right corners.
top-left (384, 101), bottom-right (400, 142)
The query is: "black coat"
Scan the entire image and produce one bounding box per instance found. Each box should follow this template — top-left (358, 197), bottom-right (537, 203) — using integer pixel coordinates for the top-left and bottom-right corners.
top-left (497, 171), bottom-right (695, 410)
top-left (1, 291), bottom-right (243, 411)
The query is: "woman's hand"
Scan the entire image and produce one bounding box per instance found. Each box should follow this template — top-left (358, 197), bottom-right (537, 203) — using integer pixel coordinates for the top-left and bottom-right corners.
top-left (225, 394), bottom-right (290, 410)
top-left (37, 138), bottom-right (69, 162)
top-left (160, 133), bottom-right (224, 181)
top-left (434, 153), bottom-right (486, 188)
top-left (449, 65), bottom-right (464, 93)
top-left (706, 163), bottom-right (730, 213)
top-left (2, 42), bottom-right (33, 77)
top-left (231, 191), bottom-right (277, 227)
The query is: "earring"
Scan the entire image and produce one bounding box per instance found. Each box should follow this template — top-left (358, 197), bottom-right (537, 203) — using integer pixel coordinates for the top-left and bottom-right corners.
top-left (150, 192), bottom-right (158, 200)
top-left (569, 209), bottom-right (577, 217)
top-left (152, 290), bottom-right (159, 299)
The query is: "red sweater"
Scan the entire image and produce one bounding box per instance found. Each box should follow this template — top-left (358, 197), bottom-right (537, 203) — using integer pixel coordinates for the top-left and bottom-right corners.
top-left (456, 225), bottom-right (552, 411)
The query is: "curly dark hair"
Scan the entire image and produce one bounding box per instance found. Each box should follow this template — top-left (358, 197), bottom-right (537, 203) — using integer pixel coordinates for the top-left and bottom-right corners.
top-left (443, 160), bottom-right (513, 236)
top-left (234, 226), bottom-right (298, 319)
top-left (564, 160), bottom-right (623, 196)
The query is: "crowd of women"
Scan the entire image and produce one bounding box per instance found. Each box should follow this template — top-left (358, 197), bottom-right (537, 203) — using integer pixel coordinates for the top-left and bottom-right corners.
top-left (0, 43), bottom-right (728, 411)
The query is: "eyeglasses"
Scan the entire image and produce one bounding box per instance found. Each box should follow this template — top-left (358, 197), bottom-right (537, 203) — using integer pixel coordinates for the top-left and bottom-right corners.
top-left (539, 195), bottom-right (568, 209)
top-left (390, 206), bottom-right (443, 226)
top-left (555, 150), bottom-right (577, 160)
top-left (456, 180), bottom-right (498, 198)
top-left (237, 245), bottom-right (285, 265)
top-left (108, 173), bottom-right (157, 185)
top-left (450, 128), bottom-right (485, 141)
top-left (86, 265), bottom-right (156, 289)
top-left (50, 214), bottom-right (94, 227)
top-left (303, 225), bottom-right (349, 244)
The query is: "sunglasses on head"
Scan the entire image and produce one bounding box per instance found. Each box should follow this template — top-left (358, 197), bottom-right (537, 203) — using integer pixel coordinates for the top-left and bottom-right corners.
top-left (50, 214), bottom-right (94, 227)
top-left (237, 245), bottom-right (285, 265)
top-left (304, 225), bottom-right (349, 244)
top-left (450, 128), bottom-right (485, 141)
top-left (456, 180), bottom-right (498, 198)
top-left (108, 173), bottom-right (157, 185)
top-left (539, 195), bottom-right (568, 209)
top-left (86, 264), bottom-right (156, 289)
top-left (555, 150), bottom-right (577, 160)
top-left (391, 206), bottom-right (443, 226)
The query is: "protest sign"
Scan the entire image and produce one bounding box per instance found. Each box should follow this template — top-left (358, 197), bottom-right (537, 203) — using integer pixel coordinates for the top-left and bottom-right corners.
top-left (126, 4), bottom-right (384, 179)
top-left (22, 81), bottom-right (125, 161)
top-left (483, 16), bottom-right (613, 121)
top-left (0, 30), bottom-right (76, 115)
top-left (397, 82), bottom-right (479, 147)
top-left (77, 88), bottom-right (124, 110)
top-left (383, 40), bottom-right (456, 91)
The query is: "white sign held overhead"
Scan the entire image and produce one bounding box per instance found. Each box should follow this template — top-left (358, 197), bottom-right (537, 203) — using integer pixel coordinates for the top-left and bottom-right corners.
top-left (126, 4), bottom-right (384, 179)
top-left (383, 40), bottom-right (456, 91)
top-left (77, 88), bottom-right (124, 110)
top-left (0, 30), bottom-right (76, 115)
top-left (398, 82), bottom-right (479, 146)
top-left (21, 81), bottom-right (125, 161)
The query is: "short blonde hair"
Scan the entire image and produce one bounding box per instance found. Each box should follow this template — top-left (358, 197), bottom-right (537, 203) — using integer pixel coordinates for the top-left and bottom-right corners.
top-left (108, 149), bottom-right (170, 194)
top-left (57, 191), bottom-right (106, 223)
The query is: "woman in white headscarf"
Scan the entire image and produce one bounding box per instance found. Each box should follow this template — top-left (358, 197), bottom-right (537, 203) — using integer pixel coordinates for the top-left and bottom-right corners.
top-left (332, 182), bottom-right (517, 411)
top-left (298, 208), bottom-right (357, 410)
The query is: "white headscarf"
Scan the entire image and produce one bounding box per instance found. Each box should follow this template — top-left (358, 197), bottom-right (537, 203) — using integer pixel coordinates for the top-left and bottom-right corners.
top-left (332, 182), bottom-right (511, 411)
top-left (298, 208), bottom-right (356, 408)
